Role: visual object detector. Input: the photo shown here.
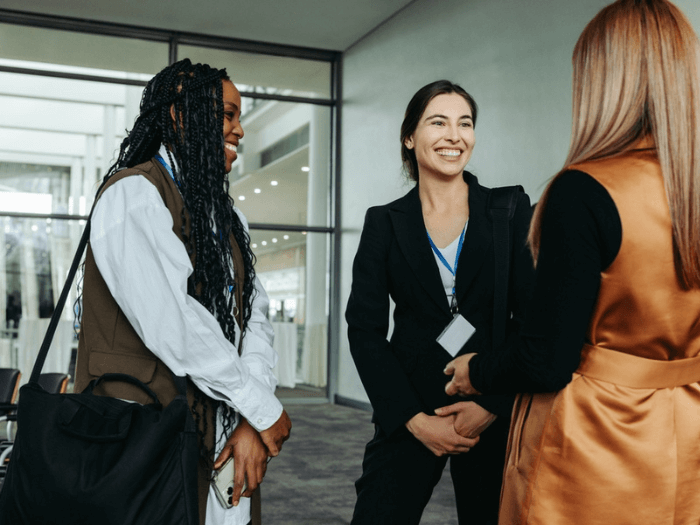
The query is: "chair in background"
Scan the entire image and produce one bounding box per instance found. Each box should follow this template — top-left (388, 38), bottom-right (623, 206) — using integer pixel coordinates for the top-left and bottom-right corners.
top-left (0, 368), bottom-right (21, 440)
top-left (38, 373), bottom-right (70, 394)
top-left (0, 368), bottom-right (20, 490)
top-left (0, 369), bottom-right (20, 405)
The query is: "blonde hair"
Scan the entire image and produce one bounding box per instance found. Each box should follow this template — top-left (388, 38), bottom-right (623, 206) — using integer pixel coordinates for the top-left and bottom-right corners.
top-left (529, 0), bottom-right (700, 288)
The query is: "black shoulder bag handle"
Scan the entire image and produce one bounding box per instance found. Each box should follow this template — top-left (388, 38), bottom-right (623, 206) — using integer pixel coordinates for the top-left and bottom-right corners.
top-left (488, 185), bottom-right (524, 350)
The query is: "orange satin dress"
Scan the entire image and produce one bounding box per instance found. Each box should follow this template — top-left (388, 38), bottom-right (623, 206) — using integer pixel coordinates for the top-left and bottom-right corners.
top-left (499, 151), bottom-right (700, 525)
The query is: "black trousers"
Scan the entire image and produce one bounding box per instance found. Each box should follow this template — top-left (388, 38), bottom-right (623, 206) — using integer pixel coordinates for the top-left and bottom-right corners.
top-left (351, 414), bottom-right (510, 525)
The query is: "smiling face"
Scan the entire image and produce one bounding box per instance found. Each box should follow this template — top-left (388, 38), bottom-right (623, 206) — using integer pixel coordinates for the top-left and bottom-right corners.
top-left (222, 80), bottom-right (244, 173)
top-left (404, 93), bottom-right (475, 181)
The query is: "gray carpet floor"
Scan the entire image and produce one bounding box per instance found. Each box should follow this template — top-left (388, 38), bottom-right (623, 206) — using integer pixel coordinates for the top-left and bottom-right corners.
top-left (261, 403), bottom-right (458, 524)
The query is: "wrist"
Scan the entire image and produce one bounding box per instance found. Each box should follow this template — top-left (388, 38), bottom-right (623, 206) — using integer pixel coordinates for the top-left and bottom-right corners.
top-left (405, 412), bottom-right (427, 435)
top-left (232, 417), bottom-right (258, 441)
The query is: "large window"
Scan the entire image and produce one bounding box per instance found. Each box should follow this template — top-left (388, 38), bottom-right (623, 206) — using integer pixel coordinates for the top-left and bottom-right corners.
top-left (0, 13), bottom-right (340, 400)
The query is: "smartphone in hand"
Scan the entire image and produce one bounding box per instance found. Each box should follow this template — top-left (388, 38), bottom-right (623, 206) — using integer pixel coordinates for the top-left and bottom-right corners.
top-left (212, 457), bottom-right (247, 509)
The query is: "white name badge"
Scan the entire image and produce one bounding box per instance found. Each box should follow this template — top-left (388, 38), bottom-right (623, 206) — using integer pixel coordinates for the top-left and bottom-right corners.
top-left (437, 314), bottom-right (476, 357)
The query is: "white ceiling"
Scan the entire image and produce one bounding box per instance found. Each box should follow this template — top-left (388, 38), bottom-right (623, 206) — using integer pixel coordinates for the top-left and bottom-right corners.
top-left (0, 0), bottom-right (416, 51)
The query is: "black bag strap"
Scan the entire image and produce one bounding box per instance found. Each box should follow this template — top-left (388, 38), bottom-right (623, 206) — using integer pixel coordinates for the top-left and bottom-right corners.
top-left (488, 185), bottom-right (523, 350)
top-left (29, 213), bottom-right (93, 384)
top-left (27, 178), bottom-right (188, 398)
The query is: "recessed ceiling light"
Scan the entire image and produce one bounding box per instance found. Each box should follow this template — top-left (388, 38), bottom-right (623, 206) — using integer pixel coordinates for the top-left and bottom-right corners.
top-left (301, 166), bottom-right (310, 172)
top-left (272, 238), bottom-right (277, 243)
top-left (238, 195), bottom-right (245, 201)
top-left (252, 243), bottom-right (258, 248)
top-left (254, 188), bottom-right (261, 194)
top-left (283, 235), bottom-right (289, 240)
top-left (302, 231), bottom-right (307, 235)
top-left (270, 181), bottom-right (278, 186)
top-left (262, 241), bottom-right (267, 246)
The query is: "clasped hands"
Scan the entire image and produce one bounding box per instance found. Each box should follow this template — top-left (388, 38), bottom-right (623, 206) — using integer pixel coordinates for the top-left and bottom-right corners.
top-left (213, 409), bottom-right (292, 507)
top-left (406, 353), bottom-right (491, 457)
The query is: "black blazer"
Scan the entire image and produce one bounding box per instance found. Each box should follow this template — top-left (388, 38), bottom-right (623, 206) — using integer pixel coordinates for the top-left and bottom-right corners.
top-left (346, 171), bottom-right (535, 437)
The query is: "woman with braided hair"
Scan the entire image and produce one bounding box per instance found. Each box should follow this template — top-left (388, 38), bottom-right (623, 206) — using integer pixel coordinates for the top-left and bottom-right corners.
top-left (75, 58), bottom-right (291, 525)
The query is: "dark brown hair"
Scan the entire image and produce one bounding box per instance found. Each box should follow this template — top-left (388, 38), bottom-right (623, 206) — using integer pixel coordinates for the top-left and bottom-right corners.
top-left (400, 80), bottom-right (478, 182)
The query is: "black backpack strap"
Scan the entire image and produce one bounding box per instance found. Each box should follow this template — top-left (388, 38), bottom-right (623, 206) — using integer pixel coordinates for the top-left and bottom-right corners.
top-left (488, 185), bottom-right (523, 350)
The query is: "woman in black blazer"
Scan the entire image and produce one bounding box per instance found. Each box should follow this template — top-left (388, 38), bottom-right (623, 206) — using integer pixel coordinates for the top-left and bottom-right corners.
top-left (346, 80), bottom-right (534, 525)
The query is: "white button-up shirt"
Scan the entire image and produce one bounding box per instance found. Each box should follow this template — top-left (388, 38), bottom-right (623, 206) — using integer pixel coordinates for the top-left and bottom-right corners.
top-left (90, 150), bottom-right (282, 524)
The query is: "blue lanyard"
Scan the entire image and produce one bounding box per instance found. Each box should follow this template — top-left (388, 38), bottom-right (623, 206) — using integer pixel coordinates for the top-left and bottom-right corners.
top-left (154, 153), bottom-right (180, 187)
top-left (156, 153), bottom-right (233, 293)
top-left (427, 226), bottom-right (466, 312)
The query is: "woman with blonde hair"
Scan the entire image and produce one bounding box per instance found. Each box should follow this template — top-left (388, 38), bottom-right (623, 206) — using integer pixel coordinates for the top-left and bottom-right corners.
top-left (441, 0), bottom-right (700, 523)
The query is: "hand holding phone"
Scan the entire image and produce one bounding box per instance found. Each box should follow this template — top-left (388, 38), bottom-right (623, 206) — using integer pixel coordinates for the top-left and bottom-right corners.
top-left (212, 457), bottom-right (247, 509)
top-left (211, 417), bottom-right (271, 508)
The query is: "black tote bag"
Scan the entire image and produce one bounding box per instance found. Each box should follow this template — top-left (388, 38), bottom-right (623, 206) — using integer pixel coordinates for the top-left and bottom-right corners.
top-left (0, 209), bottom-right (200, 524)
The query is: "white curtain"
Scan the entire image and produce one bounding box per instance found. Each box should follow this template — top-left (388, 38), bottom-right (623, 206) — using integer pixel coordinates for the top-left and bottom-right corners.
top-left (16, 217), bottom-right (78, 383)
top-left (0, 224), bottom-right (8, 368)
top-left (17, 318), bottom-right (74, 386)
top-left (19, 221), bottom-right (38, 323)
top-left (0, 341), bottom-right (10, 368)
top-left (271, 321), bottom-right (297, 388)
top-left (301, 323), bottom-right (327, 387)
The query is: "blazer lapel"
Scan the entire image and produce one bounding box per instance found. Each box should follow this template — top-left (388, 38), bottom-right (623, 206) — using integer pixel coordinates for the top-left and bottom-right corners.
top-left (389, 188), bottom-right (451, 315)
top-left (455, 173), bottom-right (493, 304)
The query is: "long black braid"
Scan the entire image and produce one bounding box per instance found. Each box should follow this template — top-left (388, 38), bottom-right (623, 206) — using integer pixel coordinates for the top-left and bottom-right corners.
top-left (104, 58), bottom-right (257, 470)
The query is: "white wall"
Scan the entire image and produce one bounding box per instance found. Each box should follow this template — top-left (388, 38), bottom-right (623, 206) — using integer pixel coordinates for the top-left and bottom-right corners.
top-left (337, 0), bottom-right (700, 404)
